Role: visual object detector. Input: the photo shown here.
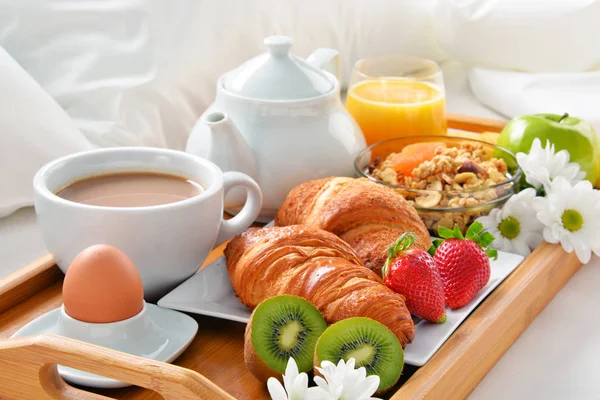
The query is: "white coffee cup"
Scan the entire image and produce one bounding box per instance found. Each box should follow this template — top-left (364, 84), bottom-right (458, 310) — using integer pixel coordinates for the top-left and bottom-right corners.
top-left (33, 147), bottom-right (262, 301)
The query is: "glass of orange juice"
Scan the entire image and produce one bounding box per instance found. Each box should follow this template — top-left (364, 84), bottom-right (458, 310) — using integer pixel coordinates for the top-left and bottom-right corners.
top-left (346, 55), bottom-right (447, 151)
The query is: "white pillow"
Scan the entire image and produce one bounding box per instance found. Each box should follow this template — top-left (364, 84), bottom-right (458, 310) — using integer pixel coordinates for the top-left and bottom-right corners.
top-left (0, 0), bottom-right (444, 151)
top-left (0, 46), bottom-right (92, 218)
top-left (468, 67), bottom-right (600, 131)
top-left (433, 0), bottom-right (600, 73)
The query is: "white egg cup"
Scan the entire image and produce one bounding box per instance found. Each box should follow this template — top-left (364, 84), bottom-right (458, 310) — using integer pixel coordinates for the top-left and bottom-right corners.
top-left (11, 301), bottom-right (198, 389)
top-left (52, 302), bottom-right (157, 353)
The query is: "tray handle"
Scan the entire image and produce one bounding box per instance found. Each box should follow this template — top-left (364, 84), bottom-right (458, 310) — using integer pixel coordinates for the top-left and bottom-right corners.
top-left (0, 334), bottom-right (234, 400)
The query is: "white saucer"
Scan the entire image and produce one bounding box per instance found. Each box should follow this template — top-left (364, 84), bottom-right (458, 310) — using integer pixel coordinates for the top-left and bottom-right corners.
top-left (11, 303), bottom-right (198, 389)
top-left (158, 247), bottom-right (524, 367)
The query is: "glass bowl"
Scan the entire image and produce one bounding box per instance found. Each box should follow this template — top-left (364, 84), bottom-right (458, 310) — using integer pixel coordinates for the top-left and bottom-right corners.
top-left (354, 136), bottom-right (522, 235)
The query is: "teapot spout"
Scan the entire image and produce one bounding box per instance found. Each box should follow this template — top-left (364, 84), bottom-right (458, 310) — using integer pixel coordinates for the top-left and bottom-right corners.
top-left (191, 110), bottom-right (257, 175)
top-left (186, 110), bottom-right (258, 210)
top-left (201, 111), bottom-right (235, 135)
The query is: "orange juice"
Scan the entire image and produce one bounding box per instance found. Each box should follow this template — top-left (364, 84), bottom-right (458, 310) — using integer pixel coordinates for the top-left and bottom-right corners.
top-left (346, 80), bottom-right (447, 147)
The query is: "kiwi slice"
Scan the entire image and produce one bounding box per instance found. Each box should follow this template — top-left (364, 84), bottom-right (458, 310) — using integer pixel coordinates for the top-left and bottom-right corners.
top-left (314, 317), bottom-right (404, 392)
top-left (247, 295), bottom-right (327, 379)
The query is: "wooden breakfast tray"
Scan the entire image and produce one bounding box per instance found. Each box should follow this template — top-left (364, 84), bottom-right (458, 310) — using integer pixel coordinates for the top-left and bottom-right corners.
top-left (0, 114), bottom-right (583, 400)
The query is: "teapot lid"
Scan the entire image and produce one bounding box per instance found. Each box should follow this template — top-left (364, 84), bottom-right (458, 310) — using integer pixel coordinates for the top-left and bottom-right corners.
top-left (223, 36), bottom-right (333, 100)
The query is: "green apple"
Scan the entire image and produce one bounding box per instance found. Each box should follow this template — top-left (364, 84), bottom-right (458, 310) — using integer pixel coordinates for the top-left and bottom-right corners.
top-left (497, 113), bottom-right (600, 187)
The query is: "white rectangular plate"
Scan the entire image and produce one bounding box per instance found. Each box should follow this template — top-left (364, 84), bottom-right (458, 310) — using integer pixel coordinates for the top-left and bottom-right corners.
top-left (403, 250), bottom-right (524, 366)
top-left (158, 240), bottom-right (524, 367)
top-left (158, 255), bottom-right (251, 323)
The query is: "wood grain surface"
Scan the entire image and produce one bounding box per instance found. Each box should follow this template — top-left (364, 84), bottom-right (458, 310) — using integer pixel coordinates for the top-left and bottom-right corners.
top-left (446, 113), bottom-right (507, 133)
top-left (0, 115), bottom-right (584, 399)
top-left (0, 334), bottom-right (233, 400)
top-left (0, 254), bottom-right (60, 314)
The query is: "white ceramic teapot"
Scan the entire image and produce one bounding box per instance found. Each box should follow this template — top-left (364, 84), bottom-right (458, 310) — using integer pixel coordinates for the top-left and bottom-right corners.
top-left (186, 36), bottom-right (365, 222)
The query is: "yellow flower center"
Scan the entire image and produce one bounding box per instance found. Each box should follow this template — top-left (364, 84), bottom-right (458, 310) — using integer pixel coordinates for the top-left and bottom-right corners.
top-left (498, 216), bottom-right (520, 239)
top-left (561, 209), bottom-right (583, 232)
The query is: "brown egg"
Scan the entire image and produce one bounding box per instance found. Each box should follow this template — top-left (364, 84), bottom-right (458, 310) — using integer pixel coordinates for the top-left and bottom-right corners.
top-left (63, 244), bottom-right (144, 323)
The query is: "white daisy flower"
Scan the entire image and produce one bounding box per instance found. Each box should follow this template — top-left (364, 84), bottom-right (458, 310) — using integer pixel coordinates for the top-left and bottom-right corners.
top-left (268, 358), bottom-right (331, 400)
top-left (269, 358), bottom-right (380, 400)
top-left (532, 177), bottom-right (600, 264)
top-left (314, 358), bottom-right (381, 400)
top-left (476, 188), bottom-right (544, 256)
top-left (516, 138), bottom-right (586, 190)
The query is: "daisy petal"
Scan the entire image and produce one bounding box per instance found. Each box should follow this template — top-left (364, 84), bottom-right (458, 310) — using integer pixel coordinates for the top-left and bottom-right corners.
top-left (345, 358), bottom-right (355, 370)
top-left (313, 376), bottom-right (330, 392)
top-left (290, 373), bottom-right (308, 400)
top-left (553, 150), bottom-right (569, 167)
top-left (352, 375), bottom-right (381, 399)
top-left (511, 239), bottom-right (532, 257)
top-left (523, 231), bottom-right (544, 250)
top-left (268, 377), bottom-right (288, 400)
top-left (560, 234), bottom-right (574, 253)
top-left (572, 238), bottom-right (592, 264)
top-left (542, 226), bottom-right (559, 244)
top-left (305, 386), bottom-right (334, 400)
top-left (477, 215), bottom-right (495, 229)
top-left (284, 358), bottom-right (299, 393)
top-left (492, 237), bottom-right (512, 253)
top-left (548, 176), bottom-right (572, 195)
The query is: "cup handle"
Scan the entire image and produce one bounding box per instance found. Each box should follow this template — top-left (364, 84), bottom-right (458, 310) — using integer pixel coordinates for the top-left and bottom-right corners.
top-left (216, 171), bottom-right (262, 245)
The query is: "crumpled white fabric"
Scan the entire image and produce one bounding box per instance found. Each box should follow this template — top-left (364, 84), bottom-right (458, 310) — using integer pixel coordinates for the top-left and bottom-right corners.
top-left (433, 0), bottom-right (600, 130)
top-left (0, 46), bottom-right (93, 218)
top-left (0, 0), bottom-right (444, 216)
top-left (0, 0), bottom-right (443, 150)
top-left (468, 68), bottom-right (600, 131)
top-left (433, 0), bottom-right (600, 73)
top-left (2, 0), bottom-right (600, 217)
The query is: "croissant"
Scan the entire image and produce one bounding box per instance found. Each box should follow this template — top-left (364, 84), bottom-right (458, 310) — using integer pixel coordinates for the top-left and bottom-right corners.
top-left (224, 225), bottom-right (415, 348)
top-left (275, 177), bottom-right (431, 275)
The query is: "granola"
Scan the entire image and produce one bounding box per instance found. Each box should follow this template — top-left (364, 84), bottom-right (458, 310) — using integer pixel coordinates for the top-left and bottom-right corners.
top-left (370, 142), bottom-right (510, 233)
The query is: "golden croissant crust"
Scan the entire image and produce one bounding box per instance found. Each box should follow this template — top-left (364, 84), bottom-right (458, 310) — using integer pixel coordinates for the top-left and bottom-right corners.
top-left (275, 177), bottom-right (432, 274)
top-left (224, 225), bottom-right (415, 348)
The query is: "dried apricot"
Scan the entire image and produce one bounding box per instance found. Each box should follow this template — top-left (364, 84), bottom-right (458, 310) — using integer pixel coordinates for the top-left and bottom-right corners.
top-left (391, 142), bottom-right (445, 176)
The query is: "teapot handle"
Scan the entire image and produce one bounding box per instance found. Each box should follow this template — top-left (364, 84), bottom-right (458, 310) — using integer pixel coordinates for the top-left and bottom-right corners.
top-left (307, 48), bottom-right (341, 82)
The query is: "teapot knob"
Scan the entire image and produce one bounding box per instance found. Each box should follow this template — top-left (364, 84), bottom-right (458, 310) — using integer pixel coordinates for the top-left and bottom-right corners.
top-left (264, 35), bottom-right (293, 56)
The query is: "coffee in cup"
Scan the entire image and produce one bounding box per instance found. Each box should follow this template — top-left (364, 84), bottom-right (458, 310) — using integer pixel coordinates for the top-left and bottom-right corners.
top-left (56, 172), bottom-right (204, 207)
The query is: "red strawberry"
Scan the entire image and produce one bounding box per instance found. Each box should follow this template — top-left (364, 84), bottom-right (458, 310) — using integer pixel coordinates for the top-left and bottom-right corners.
top-left (431, 222), bottom-right (497, 310)
top-left (383, 233), bottom-right (446, 323)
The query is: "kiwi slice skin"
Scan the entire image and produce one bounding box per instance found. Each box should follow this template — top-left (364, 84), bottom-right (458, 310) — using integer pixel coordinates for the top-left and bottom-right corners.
top-left (248, 295), bottom-right (327, 377)
top-left (314, 317), bottom-right (404, 392)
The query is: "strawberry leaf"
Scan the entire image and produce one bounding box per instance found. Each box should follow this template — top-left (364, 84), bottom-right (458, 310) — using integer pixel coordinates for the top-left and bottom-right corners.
top-left (465, 221), bottom-right (483, 240)
top-left (438, 227), bottom-right (455, 239)
top-left (428, 238), bottom-right (444, 256)
top-left (436, 222), bottom-right (498, 260)
top-left (438, 224), bottom-right (465, 240)
top-left (486, 248), bottom-right (498, 260)
top-left (453, 224), bottom-right (464, 239)
top-left (382, 261), bottom-right (389, 278)
top-left (478, 231), bottom-right (495, 248)
top-left (387, 244), bottom-right (396, 260)
top-left (383, 233), bottom-right (415, 278)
